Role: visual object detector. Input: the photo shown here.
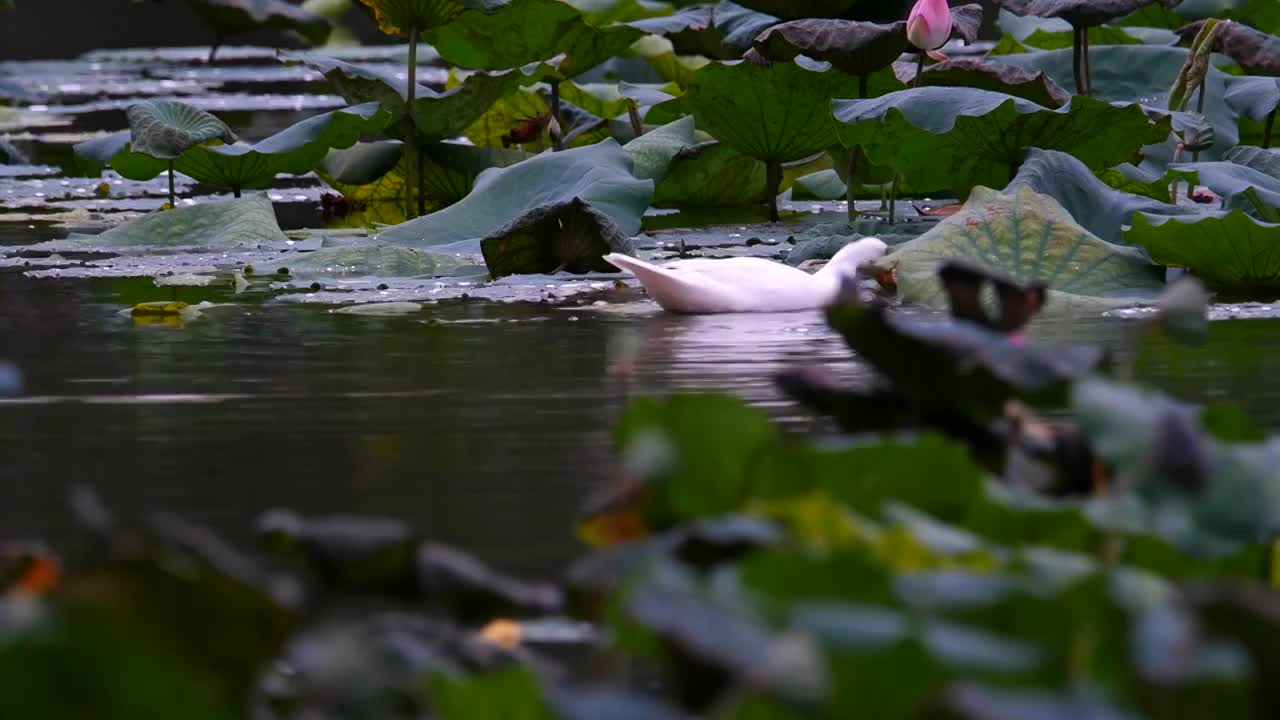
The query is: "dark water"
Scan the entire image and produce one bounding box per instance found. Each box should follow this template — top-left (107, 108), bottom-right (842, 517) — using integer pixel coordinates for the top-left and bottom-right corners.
top-left (5, 264), bottom-right (1280, 577)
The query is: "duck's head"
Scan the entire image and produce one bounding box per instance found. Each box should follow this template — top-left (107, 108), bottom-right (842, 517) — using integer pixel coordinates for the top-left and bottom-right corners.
top-left (820, 237), bottom-right (890, 280)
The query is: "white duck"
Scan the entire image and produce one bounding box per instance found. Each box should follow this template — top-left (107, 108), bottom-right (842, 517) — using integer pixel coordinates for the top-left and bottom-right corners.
top-left (603, 238), bottom-right (889, 314)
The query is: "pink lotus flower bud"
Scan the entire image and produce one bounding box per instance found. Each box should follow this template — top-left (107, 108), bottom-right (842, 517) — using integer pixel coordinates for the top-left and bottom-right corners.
top-left (907, 0), bottom-right (952, 51)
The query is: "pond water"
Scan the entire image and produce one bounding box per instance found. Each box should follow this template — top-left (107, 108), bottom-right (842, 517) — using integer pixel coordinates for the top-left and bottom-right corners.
top-left (6, 48), bottom-right (1280, 580)
top-left (5, 264), bottom-right (1280, 577)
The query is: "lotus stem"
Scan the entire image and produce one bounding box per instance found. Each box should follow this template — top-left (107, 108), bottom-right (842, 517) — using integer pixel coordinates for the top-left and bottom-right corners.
top-left (913, 52), bottom-right (925, 89)
top-left (551, 82), bottom-right (564, 152)
top-left (208, 32), bottom-right (222, 64)
top-left (167, 160), bottom-right (175, 208)
top-left (1193, 84), bottom-right (1207, 162)
top-left (1171, 143), bottom-right (1184, 203)
top-left (858, 74), bottom-right (868, 99)
top-left (846, 146), bottom-right (862, 221)
top-left (232, 185), bottom-right (241, 199)
top-left (406, 23), bottom-right (419, 219)
top-left (766, 160), bottom-right (782, 222)
top-left (627, 105), bottom-right (644, 139)
top-left (1072, 26), bottom-right (1085, 96)
top-left (418, 145), bottom-right (427, 216)
top-left (1266, 109), bottom-right (1277, 149)
top-left (1082, 28), bottom-right (1092, 96)
top-left (888, 174), bottom-right (899, 224)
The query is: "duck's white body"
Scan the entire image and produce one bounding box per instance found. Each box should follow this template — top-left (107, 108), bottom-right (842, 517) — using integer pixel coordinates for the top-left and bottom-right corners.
top-left (604, 238), bottom-right (888, 314)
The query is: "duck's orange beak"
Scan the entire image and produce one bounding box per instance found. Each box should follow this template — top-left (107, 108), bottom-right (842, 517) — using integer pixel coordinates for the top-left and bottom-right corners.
top-left (875, 269), bottom-right (898, 292)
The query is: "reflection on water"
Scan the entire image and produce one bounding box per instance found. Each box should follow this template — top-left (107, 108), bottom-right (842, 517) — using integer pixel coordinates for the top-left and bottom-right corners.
top-left (3, 271), bottom-right (1280, 577)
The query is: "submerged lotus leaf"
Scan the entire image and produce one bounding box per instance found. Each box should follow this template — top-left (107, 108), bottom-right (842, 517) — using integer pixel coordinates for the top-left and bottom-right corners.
top-left (1010, 149), bottom-right (1199, 243)
top-left (833, 88), bottom-right (1172, 197)
top-left (914, 58), bottom-right (1070, 108)
top-left (681, 60), bottom-right (854, 164)
top-left (125, 99), bottom-right (236, 160)
top-left (480, 197), bottom-right (636, 277)
top-left (1177, 19), bottom-right (1280, 74)
top-left (76, 103), bottom-right (389, 191)
top-left (999, 0), bottom-right (1170, 27)
top-left (291, 245), bottom-right (465, 277)
top-left (356, 0), bottom-right (504, 36)
top-left (378, 140), bottom-right (652, 252)
top-left (1126, 211), bottom-right (1280, 296)
top-left (424, 0), bottom-right (644, 77)
top-left (189, 0), bottom-right (332, 43)
top-left (888, 186), bottom-right (1164, 308)
top-left (63, 195), bottom-right (288, 250)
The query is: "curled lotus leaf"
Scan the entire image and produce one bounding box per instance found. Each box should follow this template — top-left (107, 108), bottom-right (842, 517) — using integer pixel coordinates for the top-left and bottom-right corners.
top-left (1176, 19), bottom-right (1280, 75)
top-left (480, 197), bottom-right (637, 278)
top-left (749, 5), bottom-right (982, 78)
top-left (714, 0), bottom-right (779, 52)
top-left (912, 58), bottom-right (1071, 108)
top-left (999, 0), bottom-right (1175, 28)
top-left (731, 0), bottom-right (910, 22)
top-left (125, 99), bottom-right (236, 160)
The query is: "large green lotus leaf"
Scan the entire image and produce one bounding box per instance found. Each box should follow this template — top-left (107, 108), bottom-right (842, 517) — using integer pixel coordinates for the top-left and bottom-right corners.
top-left (994, 45), bottom-right (1238, 168)
top-left (189, 0), bottom-right (332, 43)
top-left (888, 186), bottom-right (1164, 308)
top-left (560, 81), bottom-right (632, 120)
top-left (378, 139), bottom-right (652, 251)
top-left (1224, 74), bottom-right (1280, 126)
top-left (461, 85), bottom-right (554, 150)
top-left (287, 53), bottom-right (550, 142)
top-left (650, 141), bottom-right (828, 207)
top-left (624, 4), bottom-right (732, 59)
top-left (75, 103), bottom-right (389, 191)
top-left (62, 195), bottom-right (288, 250)
top-left (423, 0), bottom-right (643, 77)
top-left (565, 0), bottom-right (670, 24)
top-left (1010, 148), bottom-right (1199, 244)
top-left (730, 0), bottom-right (900, 22)
top-left (125, 99), bottom-right (236, 160)
top-left (480, 197), bottom-right (637, 277)
top-left (1126, 211), bottom-right (1280, 297)
top-left (997, 9), bottom-right (1156, 48)
top-left (681, 59), bottom-right (854, 164)
top-left (630, 36), bottom-right (713, 88)
top-left (832, 88), bottom-right (1172, 198)
top-left (356, 0), bottom-right (504, 35)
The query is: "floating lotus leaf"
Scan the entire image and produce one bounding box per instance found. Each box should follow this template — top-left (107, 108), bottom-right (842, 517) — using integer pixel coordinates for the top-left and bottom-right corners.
top-left (1010, 148), bottom-right (1198, 243)
top-left (833, 88), bottom-right (1172, 197)
top-left (125, 99), bottom-right (236, 161)
top-left (1176, 19), bottom-right (1280, 75)
top-left (188, 0), bottom-right (332, 44)
top-left (291, 245), bottom-right (465, 277)
top-left (1126, 211), bottom-right (1280, 297)
top-left (378, 140), bottom-right (653, 252)
top-left (61, 195), bottom-right (289, 250)
top-left (887, 185), bottom-right (1164, 308)
top-left (76, 103), bottom-right (389, 192)
top-left (913, 58), bottom-right (1070, 108)
top-left (356, 0), bottom-right (504, 35)
top-left (480, 197), bottom-right (636, 277)
top-left (999, 0), bottom-right (1172, 27)
top-left (423, 0), bottom-right (644, 77)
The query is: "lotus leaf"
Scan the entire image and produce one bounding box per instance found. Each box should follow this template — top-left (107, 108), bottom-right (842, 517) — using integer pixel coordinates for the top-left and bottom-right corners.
top-left (1126, 211), bottom-right (1280, 296)
top-left (1176, 19), bottom-right (1280, 75)
top-left (630, 36), bottom-right (712, 88)
top-left (911, 58), bottom-right (1070, 108)
top-left (480, 197), bottom-right (636, 277)
top-left (1224, 144), bottom-right (1280, 179)
top-left (291, 245), bottom-right (465, 277)
top-left (999, 0), bottom-right (1171, 27)
top-left (790, 169), bottom-right (847, 201)
top-left (423, 0), bottom-right (644, 78)
top-left (77, 102), bottom-right (389, 193)
top-left (188, 0), bottom-right (332, 46)
top-left (428, 669), bottom-right (556, 720)
top-left (624, 4), bottom-right (729, 59)
top-left (378, 140), bottom-right (652, 252)
top-left (62, 195), bottom-right (289, 250)
top-left (887, 186), bottom-right (1164, 308)
top-left (622, 115), bottom-right (695, 181)
top-left (833, 88), bottom-right (1172, 198)
top-left (713, 0), bottom-right (778, 51)
top-left (650, 142), bottom-right (769, 207)
top-left (731, 0), bottom-right (905, 22)
top-left (125, 99), bottom-right (236, 161)
top-left (1010, 149), bottom-right (1199, 243)
top-left (356, 0), bottom-right (504, 35)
